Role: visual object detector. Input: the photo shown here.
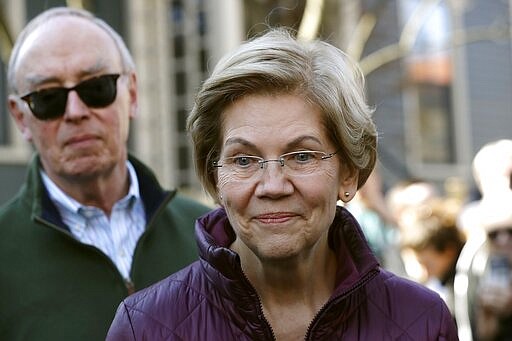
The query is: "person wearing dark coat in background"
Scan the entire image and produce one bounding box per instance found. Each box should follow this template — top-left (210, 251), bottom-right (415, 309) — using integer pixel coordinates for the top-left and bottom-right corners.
top-left (0, 7), bottom-right (210, 340)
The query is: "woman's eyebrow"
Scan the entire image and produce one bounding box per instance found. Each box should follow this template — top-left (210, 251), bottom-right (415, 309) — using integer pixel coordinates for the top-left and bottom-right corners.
top-left (224, 137), bottom-right (256, 148)
top-left (286, 135), bottom-right (323, 149)
top-left (224, 135), bottom-right (323, 150)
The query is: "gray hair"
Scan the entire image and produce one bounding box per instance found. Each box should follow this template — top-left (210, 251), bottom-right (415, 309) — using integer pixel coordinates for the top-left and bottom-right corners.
top-left (187, 28), bottom-right (378, 199)
top-left (7, 6), bottom-right (135, 94)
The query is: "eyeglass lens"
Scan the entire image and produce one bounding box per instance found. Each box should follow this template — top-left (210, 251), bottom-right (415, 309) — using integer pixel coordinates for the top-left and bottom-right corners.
top-left (214, 151), bottom-right (336, 180)
top-left (21, 74), bottom-right (120, 121)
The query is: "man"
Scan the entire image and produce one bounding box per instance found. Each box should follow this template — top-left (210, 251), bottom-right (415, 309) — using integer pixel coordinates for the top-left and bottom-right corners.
top-left (454, 139), bottom-right (512, 340)
top-left (454, 198), bottom-right (512, 341)
top-left (0, 7), bottom-right (210, 340)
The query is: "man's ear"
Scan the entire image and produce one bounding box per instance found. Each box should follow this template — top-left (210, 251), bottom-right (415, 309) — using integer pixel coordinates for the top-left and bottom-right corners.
top-left (338, 168), bottom-right (359, 203)
top-left (8, 95), bottom-right (33, 142)
top-left (127, 73), bottom-right (138, 119)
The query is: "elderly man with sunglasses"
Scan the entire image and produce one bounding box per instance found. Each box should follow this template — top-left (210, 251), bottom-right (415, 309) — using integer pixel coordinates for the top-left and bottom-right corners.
top-left (0, 7), bottom-right (210, 340)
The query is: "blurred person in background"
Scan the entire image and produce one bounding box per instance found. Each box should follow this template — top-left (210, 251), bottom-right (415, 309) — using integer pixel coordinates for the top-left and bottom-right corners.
top-left (454, 139), bottom-right (512, 341)
top-left (458, 139), bottom-right (512, 239)
top-left (475, 203), bottom-right (512, 340)
top-left (346, 165), bottom-right (405, 276)
top-left (400, 197), bottom-right (466, 317)
top-left (0, 7), bottom-right (210, 340)
top-left (386, 178), bottom-right (441, 281)
top-left (107, 28), bottom-right (458, 340)
top-left (455, 199), bottom-right (512, 341)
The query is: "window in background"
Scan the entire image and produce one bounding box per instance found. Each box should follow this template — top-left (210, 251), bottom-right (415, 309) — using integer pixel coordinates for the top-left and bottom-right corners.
top-left (170, 0), bottom-right (209, 189)
top-left (400, 0), bottom-right (455, 166)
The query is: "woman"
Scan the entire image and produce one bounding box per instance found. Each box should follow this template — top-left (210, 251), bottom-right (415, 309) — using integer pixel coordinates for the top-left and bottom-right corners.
top-left (107, 29), bottom-right (458, 340)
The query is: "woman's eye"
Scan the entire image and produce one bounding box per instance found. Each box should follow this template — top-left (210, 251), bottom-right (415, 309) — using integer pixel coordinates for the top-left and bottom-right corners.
top-left (295, 152), bottom-right (313, 162)
top-left (234, 156), bottom-right (254, 167)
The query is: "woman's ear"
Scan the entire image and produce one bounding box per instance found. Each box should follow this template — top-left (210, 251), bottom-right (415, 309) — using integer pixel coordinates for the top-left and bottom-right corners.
top-left (338, 168), bottom-right (359, 203)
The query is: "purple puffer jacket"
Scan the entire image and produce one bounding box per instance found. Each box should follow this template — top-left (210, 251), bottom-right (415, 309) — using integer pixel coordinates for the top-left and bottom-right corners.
top-left (107, 207), bottom-right (458, 340)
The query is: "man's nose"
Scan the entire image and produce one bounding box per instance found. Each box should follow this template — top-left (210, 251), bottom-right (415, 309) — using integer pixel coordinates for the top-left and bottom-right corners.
top-left (63, 90), bottom-right (90, 120)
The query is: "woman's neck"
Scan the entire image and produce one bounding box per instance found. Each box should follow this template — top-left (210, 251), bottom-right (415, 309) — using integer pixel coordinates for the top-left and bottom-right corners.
top-left (233, 239), bottom-right (337, 340)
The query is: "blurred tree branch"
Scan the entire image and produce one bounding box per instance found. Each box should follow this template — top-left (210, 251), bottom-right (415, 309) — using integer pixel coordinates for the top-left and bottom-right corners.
top-left (298, 0), bottom-right (325, 40)
top-left (301, 0), bottom-right (512, 76)
top-left (354, 0), bottom-right (443, 75)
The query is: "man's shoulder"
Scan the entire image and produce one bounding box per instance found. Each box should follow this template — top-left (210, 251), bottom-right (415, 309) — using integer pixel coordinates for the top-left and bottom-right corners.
top-left (165, 192), bottom-right (212, 218)
top-left (0, 190), bottom-right (27, 224)
top-left (169, 192), bottom-right (211, 210)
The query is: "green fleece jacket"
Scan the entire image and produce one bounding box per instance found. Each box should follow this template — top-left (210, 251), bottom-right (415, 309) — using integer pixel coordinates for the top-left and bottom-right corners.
top-left (0, 154), bottom-right (211, 341)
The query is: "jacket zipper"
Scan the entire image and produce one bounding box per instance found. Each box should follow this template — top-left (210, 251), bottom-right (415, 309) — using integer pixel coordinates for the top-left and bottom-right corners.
top-left (304, 268), bottom-right (380, 340)
top-left (239, 268), bottom-right (278, 340)
top-left (125, 279), bottom-right (135, 295)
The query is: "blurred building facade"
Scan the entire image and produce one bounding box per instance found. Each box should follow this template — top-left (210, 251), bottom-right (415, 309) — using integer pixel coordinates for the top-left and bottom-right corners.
top-left (0, 0), bottom-right (511, 204)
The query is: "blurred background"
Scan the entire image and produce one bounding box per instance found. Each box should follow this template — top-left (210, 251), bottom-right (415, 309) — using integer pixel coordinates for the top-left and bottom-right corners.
top-left (0, 0), bottom-right (511, 205)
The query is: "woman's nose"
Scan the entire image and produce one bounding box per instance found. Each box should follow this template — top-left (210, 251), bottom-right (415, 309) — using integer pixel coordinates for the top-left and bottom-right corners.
top-left (254, 162), bottom-right (294, 198)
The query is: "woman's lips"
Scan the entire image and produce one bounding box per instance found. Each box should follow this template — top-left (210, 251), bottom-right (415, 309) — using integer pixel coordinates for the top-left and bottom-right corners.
top-left (255, 212), bottom-right (297, 224)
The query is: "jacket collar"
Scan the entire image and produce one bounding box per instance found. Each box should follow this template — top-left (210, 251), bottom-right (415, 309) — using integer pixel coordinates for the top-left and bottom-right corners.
top-left (22, 153), bottom-right (172, 231)
top-left (195, 205), bottom-right (380, 301)
top-left (194, 207), bottom-right (380, 337)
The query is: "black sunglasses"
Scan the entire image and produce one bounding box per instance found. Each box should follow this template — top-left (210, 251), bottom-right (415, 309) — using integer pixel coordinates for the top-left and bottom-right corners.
top-left (20, 73), bottom-right (121, 121)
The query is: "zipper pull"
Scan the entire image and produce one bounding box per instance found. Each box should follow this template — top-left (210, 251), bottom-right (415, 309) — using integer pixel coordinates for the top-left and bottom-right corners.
top-left (125, 279), bottom-right (135, 295)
